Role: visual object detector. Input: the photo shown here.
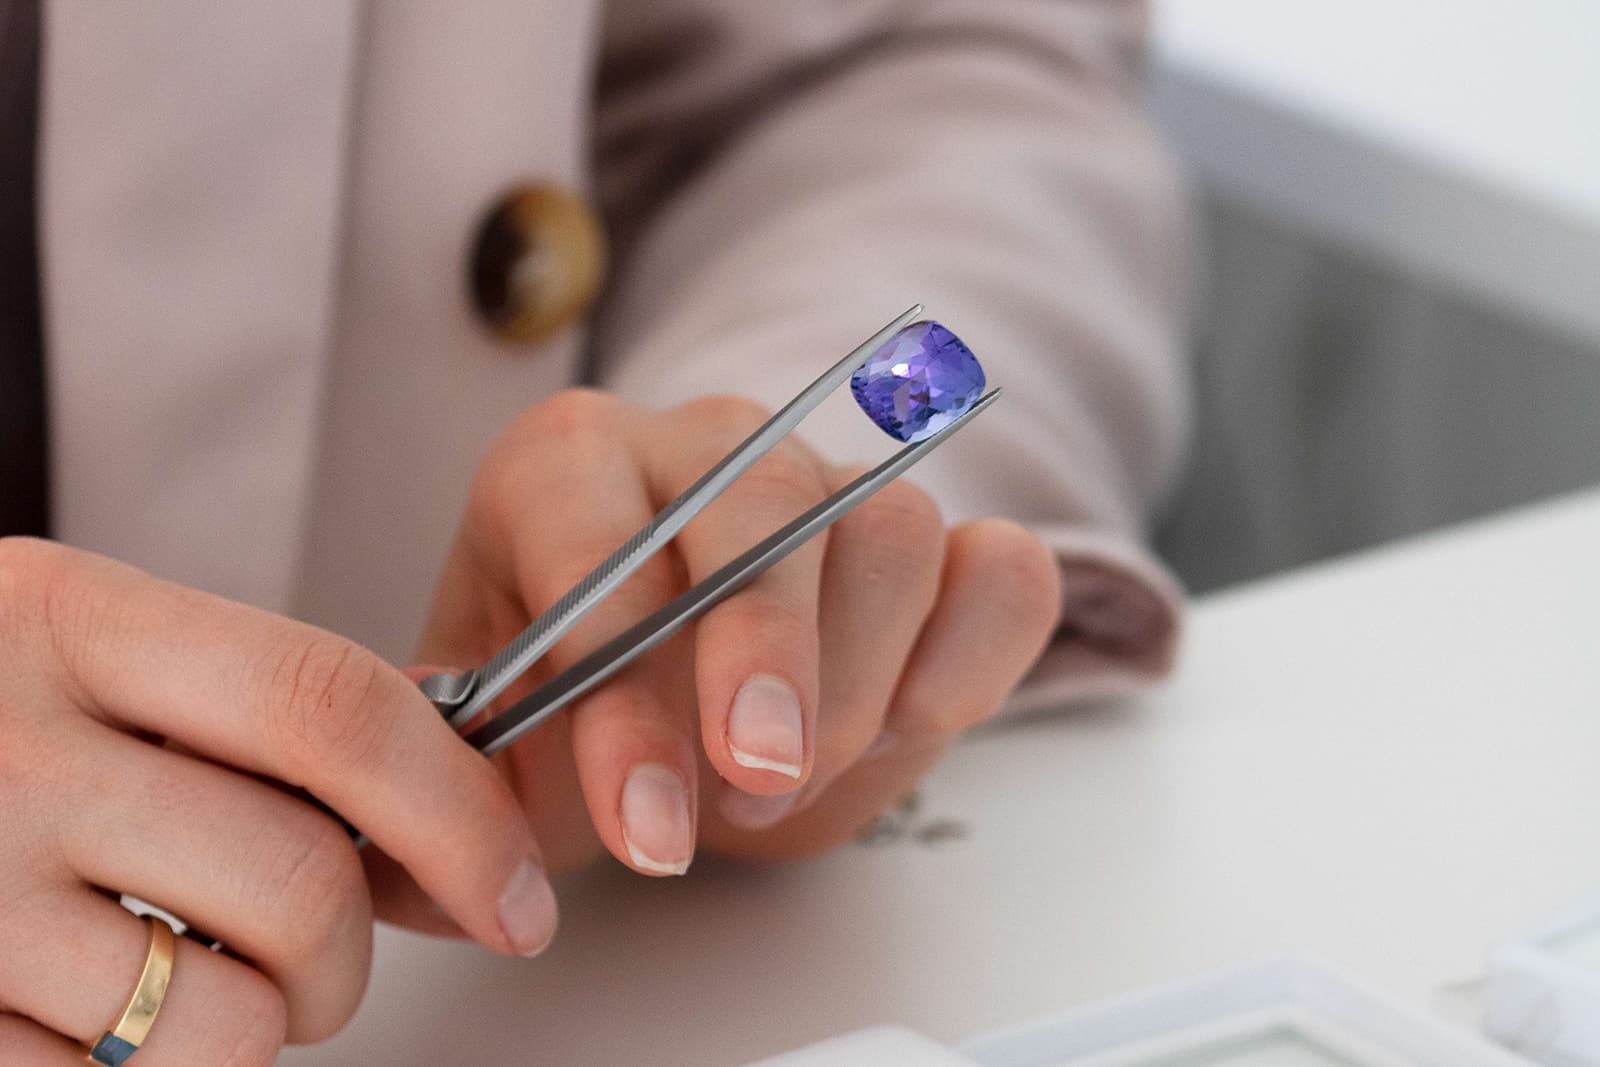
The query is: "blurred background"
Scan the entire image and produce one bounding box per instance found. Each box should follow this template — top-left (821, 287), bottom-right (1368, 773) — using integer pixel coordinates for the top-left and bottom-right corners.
top-left (1144, 0), bottom-right (1600, 591)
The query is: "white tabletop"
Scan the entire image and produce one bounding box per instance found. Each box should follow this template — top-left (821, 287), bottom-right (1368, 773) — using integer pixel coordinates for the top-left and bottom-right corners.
top-left (282, 488), bottom-right (1600, 1066)
top-left (1150, 0), bottom-right (1600, 345)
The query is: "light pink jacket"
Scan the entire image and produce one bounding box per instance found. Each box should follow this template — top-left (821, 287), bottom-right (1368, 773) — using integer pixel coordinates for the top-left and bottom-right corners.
top-left (42, 1), bottom-right (1190, 713)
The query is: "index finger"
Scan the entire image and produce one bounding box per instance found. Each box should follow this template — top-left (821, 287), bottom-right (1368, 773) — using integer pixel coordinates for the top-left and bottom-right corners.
top-left (22, 543), bottom-right (556, 958)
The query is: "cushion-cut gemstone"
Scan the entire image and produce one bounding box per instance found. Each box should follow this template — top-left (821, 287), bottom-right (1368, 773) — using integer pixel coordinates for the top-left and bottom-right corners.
top-left (850, 320), bottom-right (985, 443)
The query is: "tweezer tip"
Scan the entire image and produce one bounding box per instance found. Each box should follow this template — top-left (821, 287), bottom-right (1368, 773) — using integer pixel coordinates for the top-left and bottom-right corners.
top-left (967, 388), bottom-right (1002, 413)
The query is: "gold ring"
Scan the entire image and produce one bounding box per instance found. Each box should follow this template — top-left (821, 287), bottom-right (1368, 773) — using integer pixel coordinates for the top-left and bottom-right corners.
top-left (86, 915), bottom-right (175, 1066)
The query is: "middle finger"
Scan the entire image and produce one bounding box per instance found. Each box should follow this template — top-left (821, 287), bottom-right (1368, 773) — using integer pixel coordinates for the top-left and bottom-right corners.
top-left (642, 396), bottom-right (830, 797)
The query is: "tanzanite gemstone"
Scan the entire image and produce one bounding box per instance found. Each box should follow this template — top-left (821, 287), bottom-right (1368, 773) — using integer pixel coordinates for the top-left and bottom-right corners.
top-left (850, 321), bottom-right (985, 443)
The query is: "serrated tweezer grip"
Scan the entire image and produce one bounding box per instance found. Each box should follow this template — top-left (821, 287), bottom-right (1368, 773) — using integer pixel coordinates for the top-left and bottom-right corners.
top-left (421, 303), bottom-right (926, 729)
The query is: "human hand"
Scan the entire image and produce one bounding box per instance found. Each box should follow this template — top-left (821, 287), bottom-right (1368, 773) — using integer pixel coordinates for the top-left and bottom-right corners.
top-left (385, 389), bottom-right (1060, 904)
top-left (0, 539), bottom-right (556, 1065)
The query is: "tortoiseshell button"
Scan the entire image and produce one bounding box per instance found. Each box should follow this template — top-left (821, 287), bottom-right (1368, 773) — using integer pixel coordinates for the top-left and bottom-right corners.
top-left (469, 182), bottom-right (606, 346)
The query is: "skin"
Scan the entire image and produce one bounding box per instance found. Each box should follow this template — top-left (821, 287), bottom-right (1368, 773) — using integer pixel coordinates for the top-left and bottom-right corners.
top-left (0, 390), bottom-right (1061, 1064)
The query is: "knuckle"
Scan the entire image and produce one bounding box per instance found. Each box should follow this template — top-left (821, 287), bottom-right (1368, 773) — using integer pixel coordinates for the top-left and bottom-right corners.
top-left (860, 479), bottom-right (945, 546)
top-left (266, 636), bottom-right (393, 774)
top-left (549, 554), bottom-right (681, 650)
top-left (975, 519), bottom-right (1063, 638)
top-left (0, 535), bottom-right (52, 595)
top-left (711, 595), bottom-right (814, 656)
top-left (471, 773), bottom-right (529, 846)
top-left (473, 389), bottom-right (619, 505)
top-left (681, 393), bottom-right (771, 438)
top-left (0, 537), bottom-right (69, 630)
top-left (1, 539), bottom-right (125, 691)
top-left (250, 815), bottom-right (368, 968)
top-left (0, 534), bottom-right (65, 582)
top-left (838, 481), bottom-right (945, 574)
top-left (193, 969), bottom-right (287, 1067)
top-left (819, 484), bottom-right (945, 620)
top-left (738, 449), bottom-right (826, 506)
top-left (512, 387), bottom-right (619, 444)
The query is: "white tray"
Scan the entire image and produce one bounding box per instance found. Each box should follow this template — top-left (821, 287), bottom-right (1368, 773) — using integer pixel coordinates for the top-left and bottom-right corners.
top-left (1486, 893), bottom-right (1600, 1066)
top-left (958, 959), bottom-right (1530, 1067)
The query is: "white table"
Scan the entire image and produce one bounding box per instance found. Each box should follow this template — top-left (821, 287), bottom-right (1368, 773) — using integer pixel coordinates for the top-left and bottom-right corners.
top-left (283, 489), bottom-right (1600, 1065)
top-left (1150, 0), bottom-right (1600, 346)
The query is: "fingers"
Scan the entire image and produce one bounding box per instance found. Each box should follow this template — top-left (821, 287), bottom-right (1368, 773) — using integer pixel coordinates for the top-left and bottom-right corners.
top-left (888, 518), bottom-right (1062, 741)
top-left (569, 638), bottom-right (700, 875)
top-left (643, 396), bottom-right (828, 795)
top-left (0, 888), bottom-right (288, 1066)
top-left (718, 469), bottom-right (946, 829)
top-left (473, 391), bottom-right (701, 877)
top-left (704, 518), bottom-right (1060, 860)
top-left (55, 727), bottom-right (371, 1043)
top-left (0, 1014), bottom-right (94, 1065)
top-left (703, 721), bottom-right (954, 861)
top-left (4, 539), bottom-right (553, 957)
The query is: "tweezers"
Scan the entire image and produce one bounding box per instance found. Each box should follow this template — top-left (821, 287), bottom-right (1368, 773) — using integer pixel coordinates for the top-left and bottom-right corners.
top-left (155, 305), bottom-right (1000, 943)
top-left (417, 303), bottom-right (1000, 758)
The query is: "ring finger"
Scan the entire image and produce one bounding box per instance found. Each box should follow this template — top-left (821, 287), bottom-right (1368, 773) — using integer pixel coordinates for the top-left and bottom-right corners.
top-left (714, 469), bottom-right (946, 830)
top-left (0, 887), bottom-right (287, 1066)
top-left (54, 726), bottom-right (371, 1044)
top-left (0, 1013), bottom-right (84, 1065)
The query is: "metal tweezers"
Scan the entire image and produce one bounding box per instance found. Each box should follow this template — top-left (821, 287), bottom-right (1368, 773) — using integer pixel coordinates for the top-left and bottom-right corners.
top-left (156, 305), bottom-right (1000, 943)
top-left (417, 304), bottom-right (1000, 758)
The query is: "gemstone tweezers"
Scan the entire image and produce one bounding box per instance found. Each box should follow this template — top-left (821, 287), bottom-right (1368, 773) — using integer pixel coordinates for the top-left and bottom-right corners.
top-left (420, 304), bottom-right (1002, 758)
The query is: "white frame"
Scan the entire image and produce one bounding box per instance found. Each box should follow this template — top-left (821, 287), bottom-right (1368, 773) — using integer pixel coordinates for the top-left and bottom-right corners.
top-left (957, 959), bottom-right (1529, 1067)
top-left (1485, 894), bottom-right (1600, 1065)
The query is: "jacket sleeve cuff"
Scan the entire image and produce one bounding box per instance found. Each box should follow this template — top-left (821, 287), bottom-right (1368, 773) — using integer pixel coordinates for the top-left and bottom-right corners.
top-left (1004, 524), bottom-right (1184, 716)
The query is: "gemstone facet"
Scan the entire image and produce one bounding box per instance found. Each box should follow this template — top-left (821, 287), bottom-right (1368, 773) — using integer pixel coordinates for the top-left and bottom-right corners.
top-left (850, 321), bottom-right (985, 443)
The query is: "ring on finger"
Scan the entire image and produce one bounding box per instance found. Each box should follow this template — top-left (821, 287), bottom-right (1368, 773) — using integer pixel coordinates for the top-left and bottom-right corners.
top-left (85, 915), bottom-right (175, 1066)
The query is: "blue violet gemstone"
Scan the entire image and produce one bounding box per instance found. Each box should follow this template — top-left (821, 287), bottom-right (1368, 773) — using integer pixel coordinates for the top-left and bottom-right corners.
top-left (850, 320), bottom-right (985, 443)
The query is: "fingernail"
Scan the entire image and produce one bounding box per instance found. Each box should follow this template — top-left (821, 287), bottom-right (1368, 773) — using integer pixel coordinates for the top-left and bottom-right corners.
top-left (620, 763), bottom-right (693, 875)
top-left (719, 786), bottom-right (799, 830)
top-left (727, 675), bottom-right (804, 778)
top-left (497, 857), bottom-right (559, 957)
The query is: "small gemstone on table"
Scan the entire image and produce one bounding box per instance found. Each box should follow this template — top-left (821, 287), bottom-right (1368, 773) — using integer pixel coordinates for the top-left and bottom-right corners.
top-left (850, 321), bottom-right (985, 443)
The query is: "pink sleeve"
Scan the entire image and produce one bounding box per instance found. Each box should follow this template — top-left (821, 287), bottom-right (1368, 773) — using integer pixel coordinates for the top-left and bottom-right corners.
top-left (1013, 525), bottom-right (1183, 713)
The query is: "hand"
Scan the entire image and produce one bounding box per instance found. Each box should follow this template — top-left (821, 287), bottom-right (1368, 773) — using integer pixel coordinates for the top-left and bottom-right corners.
top-left (0, 539), bottom-right (556, 1065)
top-left (387, 389), bottom-right (1060, 901)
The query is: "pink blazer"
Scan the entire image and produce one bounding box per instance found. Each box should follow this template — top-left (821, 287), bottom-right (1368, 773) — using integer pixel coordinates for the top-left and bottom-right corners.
top-left (41, 1), bottom-right (1190, 713)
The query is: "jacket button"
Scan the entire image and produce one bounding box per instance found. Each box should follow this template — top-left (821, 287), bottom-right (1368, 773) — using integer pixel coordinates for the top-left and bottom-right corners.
top-left (469, 182), bottom-right (606, 346)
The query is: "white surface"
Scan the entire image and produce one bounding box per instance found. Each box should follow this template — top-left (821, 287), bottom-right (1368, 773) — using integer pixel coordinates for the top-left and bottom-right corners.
top-left (1150, 0), bottom-right (1600, 344)
top-left (747, 1026), bottom-right (978, 1067)
top-left (961, 961), bottom-right (1525, 1067)
top-left (281, 489), bottom-right (1600, 1066)
top-left (1550, 923), bottom-right (1600, 970)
